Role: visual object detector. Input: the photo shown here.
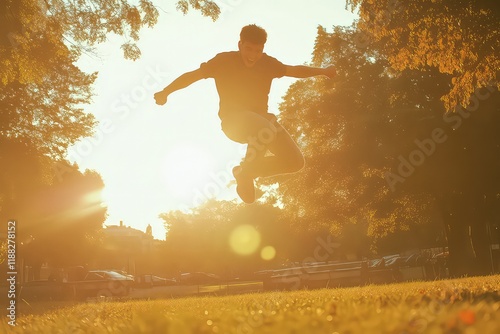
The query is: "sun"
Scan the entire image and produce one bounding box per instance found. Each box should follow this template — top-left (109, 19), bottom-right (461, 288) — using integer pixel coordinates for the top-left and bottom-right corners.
top-left (162, 145), bottom-right (214, 198)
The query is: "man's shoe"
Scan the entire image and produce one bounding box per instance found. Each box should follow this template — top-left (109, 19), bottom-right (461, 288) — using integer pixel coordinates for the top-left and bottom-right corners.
top-left (232, 166), bottom-right (255, 204)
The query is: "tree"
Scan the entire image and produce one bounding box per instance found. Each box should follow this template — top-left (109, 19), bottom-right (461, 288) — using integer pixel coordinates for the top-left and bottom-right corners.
top-left (345, 0), bottom-right (499, 111)
top-left (269, 23), bottom-right (500, 277)
top-left (159, 200), bottom-right (307, 278)
top-left (264, 26), bottom-right (437, 252)
top-left (0, 139), bottom-right (53, 226)
top-left (20, 161), bottom-right (107, 276)
top-left (344, 0), bottom-right (500, 275)
top-left (0, 139), bottom-right (107, 277)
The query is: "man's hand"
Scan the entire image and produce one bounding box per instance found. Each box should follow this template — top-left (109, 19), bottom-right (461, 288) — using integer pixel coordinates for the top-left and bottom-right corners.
top-left (154, 90), bottom-right (168, 106)
top-left (323, 65), bottom-right (336, 79)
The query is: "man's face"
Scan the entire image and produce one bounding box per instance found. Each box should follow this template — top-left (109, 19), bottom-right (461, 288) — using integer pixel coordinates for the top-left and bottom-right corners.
top-left (238, 41), bottom-right (264, 67)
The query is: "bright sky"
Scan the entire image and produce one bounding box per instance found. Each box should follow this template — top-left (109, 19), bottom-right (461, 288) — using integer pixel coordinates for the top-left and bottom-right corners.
top-left (72, 0), bottom-right (357, 240)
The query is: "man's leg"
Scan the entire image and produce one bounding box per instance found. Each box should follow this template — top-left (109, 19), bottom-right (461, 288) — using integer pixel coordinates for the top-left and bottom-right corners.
top-left (221, 112), bottom-right (304, 203)
top-left (222, 111), bottom-right (273, 203)
top-left (243, 120), bottom-right (305, 178)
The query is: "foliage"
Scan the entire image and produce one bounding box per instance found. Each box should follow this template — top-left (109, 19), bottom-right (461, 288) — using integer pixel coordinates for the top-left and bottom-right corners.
top-left (176, 0), bottom-right (220, 21)
top-left (19, 161), bottom-right (107, 267)
top-left (0, 148), bottom-right (107, 268)
top-left (1, 1), bottom-right (98, 158)
top-left (267, 26), bottom-right (443, 252)
top-left (0, 0), bottom-right (159, 68)
top-left (4, 275), bottom-right (500, 333)
top-left (0, 63), bottom-right (97, 160)
top-left (345, 0), bottom-right (500, 111)
top-left (0, 139), bottom-right (54, 229)
top-left (270, 14), bottom-right (500, 274)
top-left (159, 200), bottom-right (300, 276)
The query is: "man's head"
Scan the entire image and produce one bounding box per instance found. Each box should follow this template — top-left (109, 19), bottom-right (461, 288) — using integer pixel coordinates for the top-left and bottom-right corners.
top-left (240, 24), bottom-right (267, 44)
top-left (238, 24), bottom-right (267, 67)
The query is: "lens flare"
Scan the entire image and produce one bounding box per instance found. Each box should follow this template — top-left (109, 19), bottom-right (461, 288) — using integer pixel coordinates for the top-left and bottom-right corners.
top-left (260, 246), bottom-right (276, 261)
top-left (229, 224), bottom-right (261, 255)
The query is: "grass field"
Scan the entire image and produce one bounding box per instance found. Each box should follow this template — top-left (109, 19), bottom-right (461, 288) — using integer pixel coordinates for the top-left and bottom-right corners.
top-left (2, 275), bottom-right (500, 333)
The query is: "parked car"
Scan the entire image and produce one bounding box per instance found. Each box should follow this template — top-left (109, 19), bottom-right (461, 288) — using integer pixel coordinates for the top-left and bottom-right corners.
top-left (113, 270), bottom-right (135, 281)
top-left (151, 275), bottom-right (177, 286)
top-left (20, 270), bottom-right (134, 301)
top-left (179, 272), bottom-right (220, 285)
top-left (135, 274), bottom-right (177, 287)
top-left (77, 270), bottom-right (134, 298)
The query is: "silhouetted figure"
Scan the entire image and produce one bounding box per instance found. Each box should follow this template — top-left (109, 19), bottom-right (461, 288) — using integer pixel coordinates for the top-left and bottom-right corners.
top-left (155, 24), bottom-right (336, 203)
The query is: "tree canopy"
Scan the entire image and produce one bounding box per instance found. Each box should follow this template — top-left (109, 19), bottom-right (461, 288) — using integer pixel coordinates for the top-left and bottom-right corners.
top-left (346, 0), bottom-right (499, 111)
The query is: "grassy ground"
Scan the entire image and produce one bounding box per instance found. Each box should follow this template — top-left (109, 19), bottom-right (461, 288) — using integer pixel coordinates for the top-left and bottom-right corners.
top-left (2, 275), bottom-right (499, 333)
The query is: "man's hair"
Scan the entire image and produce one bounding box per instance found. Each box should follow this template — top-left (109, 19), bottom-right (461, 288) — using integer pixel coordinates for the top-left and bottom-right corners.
top-left (240, 24), bottom-right (267, 44)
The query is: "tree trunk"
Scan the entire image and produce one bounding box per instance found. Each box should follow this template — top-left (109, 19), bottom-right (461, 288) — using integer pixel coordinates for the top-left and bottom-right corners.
top-left (442, 194), bottom-right (493, 277)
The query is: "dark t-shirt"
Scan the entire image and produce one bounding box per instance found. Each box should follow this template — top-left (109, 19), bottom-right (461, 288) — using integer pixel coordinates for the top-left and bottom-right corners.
top-left (199, 51), bottom-right (286, 119)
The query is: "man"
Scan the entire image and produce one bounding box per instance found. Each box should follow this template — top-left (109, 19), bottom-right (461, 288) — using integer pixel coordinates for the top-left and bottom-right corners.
top-left (154, 24), bottom-right (336, 204)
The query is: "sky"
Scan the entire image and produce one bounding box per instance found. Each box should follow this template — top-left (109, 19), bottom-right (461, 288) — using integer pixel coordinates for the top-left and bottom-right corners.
top-left (71, 0), bottom-right (357, 240)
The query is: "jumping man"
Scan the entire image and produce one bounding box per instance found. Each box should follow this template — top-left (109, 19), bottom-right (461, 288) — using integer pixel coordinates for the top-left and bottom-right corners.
top-left (154, 24), bottom-right (336, 203)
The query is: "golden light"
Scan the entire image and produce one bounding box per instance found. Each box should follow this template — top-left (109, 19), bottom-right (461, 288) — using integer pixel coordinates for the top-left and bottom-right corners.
top-left (260, 246), bottom-right (276, 261)
top-left (72, 189), bottom-right (107, 217)
top-left (229, 224), bottom-right (261, 256)
top-left (162, 145), bottom-right (213, 197)
top-left (100, 187), bottom-right (112, 208)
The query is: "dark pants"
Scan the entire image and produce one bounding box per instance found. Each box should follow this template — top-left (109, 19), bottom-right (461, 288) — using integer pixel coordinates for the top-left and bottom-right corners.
top-left (221, 111), bottom-right (305, 178)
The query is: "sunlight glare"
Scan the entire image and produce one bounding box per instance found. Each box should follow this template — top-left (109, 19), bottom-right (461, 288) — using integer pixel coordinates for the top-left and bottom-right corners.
top-left (101, 187), bottom-right (112, 208)
top-left (162, 145), bottom-right (214, 197)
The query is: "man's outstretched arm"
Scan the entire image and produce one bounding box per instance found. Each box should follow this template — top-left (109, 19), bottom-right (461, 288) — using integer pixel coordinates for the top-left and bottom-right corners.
top-left (284, 65), bottom-right (336, 79)
top-left (154, 68), bottom-right (205, 105)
